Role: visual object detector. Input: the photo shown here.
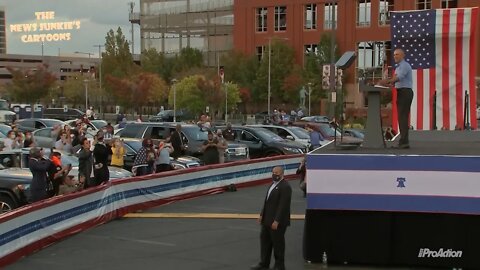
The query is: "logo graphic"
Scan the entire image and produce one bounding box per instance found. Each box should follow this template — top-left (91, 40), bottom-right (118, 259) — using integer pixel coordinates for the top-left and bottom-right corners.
top-left (418, 248), bottom-right (463, 258)
top-left (396, 177), bottom-right (406, 188)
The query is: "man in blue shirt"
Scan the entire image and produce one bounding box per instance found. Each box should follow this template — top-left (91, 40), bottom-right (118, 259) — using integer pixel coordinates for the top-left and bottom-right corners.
top-left (380, 48), bottom-right (413, 149)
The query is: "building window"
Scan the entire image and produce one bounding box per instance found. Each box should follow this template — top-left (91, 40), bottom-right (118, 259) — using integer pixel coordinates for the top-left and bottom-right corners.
top-left (275, 6), bottom-right (287, 31)
top-left (304, 44), bottom-right (318, 55)
top-left (441, 0), bottom-right (457, 8)
top-left (356, 41), bottom-right (391, 82)
top-left (256, 7), bottom-right (268, 32)
top-left (324, 3), bottom-right (337, 29)
top-left (416, 0), bottom-right (431, 10)
top-left (379, 0), bottom-right (394, 26)
top-left (304, 4), bottom-right (317, 30)
top-left (357, 0), bottom-right (371, 27)
top-left (256, 46), bottom-right (265, 61)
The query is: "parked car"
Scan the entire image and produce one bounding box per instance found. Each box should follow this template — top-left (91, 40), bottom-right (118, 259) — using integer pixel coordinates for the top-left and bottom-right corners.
top-left (149, 110), bottom-right (191, 122)
top-left (0, 169), bottom-right (30, 213)
top-left (42, 108), bottom-right (85, 121)
top-left (218, 125), bottom-right (306, 158)
top-left (119, 123), bottom-right (249, 162)
top-left (300, 115), bottom-right (330, 123)
top-left (292, 121), bottom-right (363, 145)
top-left (343, 128), bottom-right (365, 140)
top-left (120, 138), bottom-right (202, 171)
top-left (0, 124), bottom-right (12, 137)
top-left (16, 118), bottom-right (66, 133)
top-left (247, 124), bottom-right (311, 148)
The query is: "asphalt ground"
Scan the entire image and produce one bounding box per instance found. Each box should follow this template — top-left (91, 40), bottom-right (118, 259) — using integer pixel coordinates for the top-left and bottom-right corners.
top-left (6, 179), bottom-right (434, 270)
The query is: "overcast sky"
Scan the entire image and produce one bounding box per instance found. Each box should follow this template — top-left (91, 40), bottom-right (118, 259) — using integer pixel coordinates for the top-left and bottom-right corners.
top-left (0, 0), bottom-right (140, 57)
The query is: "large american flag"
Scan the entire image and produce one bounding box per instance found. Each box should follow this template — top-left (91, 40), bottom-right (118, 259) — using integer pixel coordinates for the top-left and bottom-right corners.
top-left (391, 8), bottom-right (478, 130)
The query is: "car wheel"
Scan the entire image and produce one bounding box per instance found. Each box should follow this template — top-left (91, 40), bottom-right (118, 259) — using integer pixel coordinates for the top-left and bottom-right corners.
top-left (0, 194), bottom-right (17, 214)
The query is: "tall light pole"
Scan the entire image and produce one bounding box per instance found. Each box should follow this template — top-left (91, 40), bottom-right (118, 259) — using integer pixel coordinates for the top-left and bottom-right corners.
top-left (172, 79), bottom-right (177, 122)
top-left (267, 37), bottom-right (289, 118)
top-left (83, 79), bottom-right (89, 111)
top-left (94, 45), bottom-right (104, 115)
top-left (268, 38), bottom-right (271, 117)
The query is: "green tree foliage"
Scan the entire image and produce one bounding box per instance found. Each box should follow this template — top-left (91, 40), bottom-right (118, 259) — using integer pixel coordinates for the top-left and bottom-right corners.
top-left (141, 48), bottom-right (175, 83)
top-left (106, 72), bottom-right (168, 113)
top-left (253, 39), bottom-right (296, 104)
top-left (174, 47), bottom-right (204, 73)
top-left (103, 27), bottom-right (139, 98)
top-left (62, 73), bottom-right (100, 108)
top-left (220, 50), bottom-right (258, 102)
top-left (168, 75), bottom-right (241, 116)
top-left (6, 65), bottom-right (57, 107)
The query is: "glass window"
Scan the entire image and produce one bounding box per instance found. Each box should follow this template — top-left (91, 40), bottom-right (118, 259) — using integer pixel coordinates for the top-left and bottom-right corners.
top-left (379, 0), bottom-right (394, 26)
top-left (304, 44), bottom-right (318, 55)
top-left (416, 0), bottom-right (431, 10)
top-left (121, 124), bottom-right (145, 138)
top-left (357, 0), bottom-right (371, 27)
top-left (274, 6), bottom-right (287, 31)
top-left (356, 41), bottom-right (391, 82)
top-left (324, 3), bottom-right (337, 30)
top-left (441, 0), bottom-right (457, 8)
top-left (304, 4), bottom-right (317, 30)
top-left (256, 46), bottom-right (265, 61)
top-left (256, 7), bottom-right (268, 32)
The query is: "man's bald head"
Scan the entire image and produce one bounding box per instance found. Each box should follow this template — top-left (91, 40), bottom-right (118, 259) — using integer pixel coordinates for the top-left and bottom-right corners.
top-left (272, 166), bottom-right (284, 178)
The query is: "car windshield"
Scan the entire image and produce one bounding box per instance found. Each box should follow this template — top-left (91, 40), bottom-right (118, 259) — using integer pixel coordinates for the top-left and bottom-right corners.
top-left (254, 128), bottom-right (284, 142)
top-left (286, 127), bottom-right (310, 139)
top-left (43, 119), bottom-right (65, 127)
top-left (91, 120), bottom-right (108, 130)
top-left (183, 126), bottom-right (208, 141)
top-left (318, 124), bottom-right (341, 137)
top-left (125, 140), bottom-right (142, 152)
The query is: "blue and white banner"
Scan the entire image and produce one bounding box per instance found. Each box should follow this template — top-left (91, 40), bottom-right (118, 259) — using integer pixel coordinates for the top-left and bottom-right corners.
top-left (0, 155), bottom-right (302, 267)
top-left (306, 154), bottom-right (480, 215)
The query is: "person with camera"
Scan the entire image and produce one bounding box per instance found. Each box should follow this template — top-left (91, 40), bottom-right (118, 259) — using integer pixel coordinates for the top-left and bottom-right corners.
top-left (29, 147), bottom-right (52, 203)
top-left (92, 132), bottom-right (112, 186)
top-left (155, 140), bottom-right (173, 173)
top-left (110, 138), bottom-right (126, 168)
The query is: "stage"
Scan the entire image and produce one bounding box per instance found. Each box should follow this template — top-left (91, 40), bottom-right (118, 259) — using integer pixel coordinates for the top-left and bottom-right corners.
top-left (304, 131), bottom-right (480, 269)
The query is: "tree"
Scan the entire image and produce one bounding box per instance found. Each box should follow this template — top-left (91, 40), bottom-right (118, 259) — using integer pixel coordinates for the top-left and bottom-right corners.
top-left (106, 72), bottom-right (168, 113)
top-left (253, 39), bottom-right (296, 105)
top-left (62, 73), bottom-right (100, 108)
top-left (220, 50), bottom-right (258, 95)
top-left (103, 27), bottom-right (139, 98)
top-left (6, 65), bottom-right (56, 116)
top-left (141, 48), bottom-right (175, 83)
top-left (174, 47), bottom-right (204, 73)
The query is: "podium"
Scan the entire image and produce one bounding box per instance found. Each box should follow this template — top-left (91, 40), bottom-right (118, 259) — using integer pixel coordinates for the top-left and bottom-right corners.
top-left (359, 80), bottom-right (391, 148)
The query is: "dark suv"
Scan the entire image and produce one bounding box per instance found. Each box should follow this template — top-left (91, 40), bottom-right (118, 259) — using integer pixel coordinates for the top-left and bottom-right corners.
top-left (119, 123), bottom-right (249, 162)
top-left (43, 108), bottom-right (85, 121)
top-left (219, 126), bottom-right (307, 158)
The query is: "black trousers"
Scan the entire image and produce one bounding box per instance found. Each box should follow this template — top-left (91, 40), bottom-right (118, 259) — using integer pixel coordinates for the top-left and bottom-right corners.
top-left (396, 88), bottom-right (414, 145)
top-left (260, 224), bottom-right (287, 269)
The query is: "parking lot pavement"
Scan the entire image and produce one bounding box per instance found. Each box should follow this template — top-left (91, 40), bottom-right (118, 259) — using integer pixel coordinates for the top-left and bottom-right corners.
top-left (7, 180), bottom-right (427, 270)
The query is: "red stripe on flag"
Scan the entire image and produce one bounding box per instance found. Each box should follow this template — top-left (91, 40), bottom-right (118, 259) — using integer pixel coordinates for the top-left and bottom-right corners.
top-left (470, 8), bottom-right (479, 129)
top-left (441, 10), bottom-right (451, 130)
top-left (392, 88), bottom-right (398, 133)
top-left (429, 69), bottom-right (436, 130)
top-left (455, 10), bottom-right (465, 129)
top-left (416, 69), bottom-right (424, 130)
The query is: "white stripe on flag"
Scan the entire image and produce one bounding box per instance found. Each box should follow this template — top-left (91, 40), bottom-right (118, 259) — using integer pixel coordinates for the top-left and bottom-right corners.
top-left (463, 9), bottom-right (472, 125)
top-left (411, 70), bottom-right (418, 129)
top-left (423, 68), bottom-right (430, 128)
top-left (448, 10), bottom-right (458, 130)
top-left (435, 10), bottom-right (444, 129)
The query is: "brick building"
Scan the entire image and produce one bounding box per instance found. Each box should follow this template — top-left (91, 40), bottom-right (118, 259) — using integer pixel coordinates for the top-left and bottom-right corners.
top-left (233, 0), bottom-right (480, 112)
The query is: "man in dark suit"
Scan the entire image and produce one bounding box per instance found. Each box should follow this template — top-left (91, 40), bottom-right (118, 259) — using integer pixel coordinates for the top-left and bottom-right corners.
top-left (170, 124), bottom-right (185, 159)
top-left (251, 166), bottom-right (292, 270)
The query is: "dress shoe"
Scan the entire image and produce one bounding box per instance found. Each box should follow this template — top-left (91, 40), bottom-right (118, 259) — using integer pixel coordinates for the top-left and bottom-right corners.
top-left (250, 263), bottom-right (269, 270)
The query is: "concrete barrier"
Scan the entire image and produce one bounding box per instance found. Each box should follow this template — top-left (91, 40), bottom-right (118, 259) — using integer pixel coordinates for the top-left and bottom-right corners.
top-left (0, 155), bottom-right (302, 267)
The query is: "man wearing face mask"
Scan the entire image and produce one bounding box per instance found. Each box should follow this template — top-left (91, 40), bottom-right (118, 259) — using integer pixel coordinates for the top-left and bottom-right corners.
top-left (251, 166), bottom-right (292, 270)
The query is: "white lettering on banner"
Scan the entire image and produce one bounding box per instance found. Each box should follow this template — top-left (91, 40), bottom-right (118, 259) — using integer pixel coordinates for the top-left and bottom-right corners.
top-left (418, 248), bottom-right (463, 258)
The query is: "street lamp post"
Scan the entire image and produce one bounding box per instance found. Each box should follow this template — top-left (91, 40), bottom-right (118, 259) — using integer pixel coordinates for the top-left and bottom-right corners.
top-left (94, 45), bottom-right (104, 116)
top-left (83, 79), bottom-right (89, 111)
top-left (172, 79), bottom-right (177, 122)
top-left (308, 83), bottom-right (313, 116)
